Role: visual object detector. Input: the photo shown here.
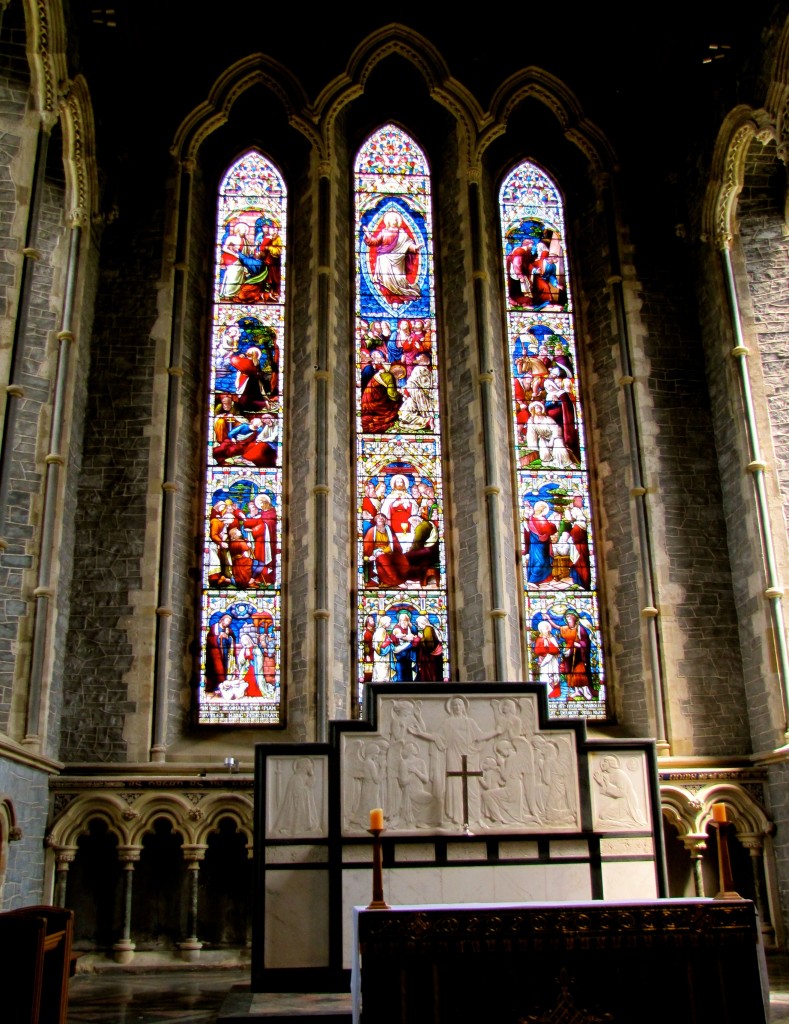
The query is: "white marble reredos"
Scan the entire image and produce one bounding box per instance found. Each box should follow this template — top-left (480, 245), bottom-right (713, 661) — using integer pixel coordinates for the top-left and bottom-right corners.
top-left (341, 693), bottom-right (580, 835)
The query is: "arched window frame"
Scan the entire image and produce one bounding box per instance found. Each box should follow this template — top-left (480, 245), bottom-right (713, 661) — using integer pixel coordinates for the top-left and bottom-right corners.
top-left (353, 124), bottom-right (451, 707)
top-left (198, 149), bottom-right (287, 727)
top-left (499, 159), bottom-right (607, 719)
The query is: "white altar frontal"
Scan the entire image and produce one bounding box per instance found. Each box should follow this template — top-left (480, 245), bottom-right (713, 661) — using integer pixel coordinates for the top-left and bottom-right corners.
top-left (252, 683), bottom-right (666, 993)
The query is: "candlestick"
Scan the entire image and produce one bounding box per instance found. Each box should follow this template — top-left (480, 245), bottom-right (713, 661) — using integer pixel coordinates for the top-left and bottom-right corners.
top-left (711, 802), bottom-right (727, 822)
top-left (366, 827), bottom-right (390, 910)
top-left (369, 807), bottom-right (384, 831)
top-left (711, 819), bottom-right (741, 900)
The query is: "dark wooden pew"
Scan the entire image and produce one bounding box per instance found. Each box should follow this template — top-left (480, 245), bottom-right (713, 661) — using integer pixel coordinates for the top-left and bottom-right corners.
top-left (0, 905), bottom-right (74, 1024)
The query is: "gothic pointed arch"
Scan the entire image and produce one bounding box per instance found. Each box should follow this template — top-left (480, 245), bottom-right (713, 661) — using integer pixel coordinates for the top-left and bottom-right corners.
top-left (22, 0), bottom-right (68, 119)
top-left (172, 53), bottom-right (317, 164)
top-left (316, 25), bottom-right (484, 166)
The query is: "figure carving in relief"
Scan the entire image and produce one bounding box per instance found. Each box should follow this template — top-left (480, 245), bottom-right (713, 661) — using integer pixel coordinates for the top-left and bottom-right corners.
top-left (394, 742), bottom-right (435, 828)
top-left (408, 695), bottom-right (500, 827)
top-left (491, 699), bottom-right (540, 821)
top-left (385, 700), bottom-right (422, 823)
top-left (348, 741), bottom-right (386, 828)
top-left (534, 737), bottom-right (577, 825)
top-left (273, 758), bottom-right (320, 836)
top-left (479, 740), bottom-right (527, 825)
top-left (593, 755), bottom-right (647, 827)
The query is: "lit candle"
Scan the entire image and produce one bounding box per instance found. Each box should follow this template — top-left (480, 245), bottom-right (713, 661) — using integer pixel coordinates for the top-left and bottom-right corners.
top-left (369, 808), bottom-right (384, 831)
top-left (711, 803), bottom-right (727, 823)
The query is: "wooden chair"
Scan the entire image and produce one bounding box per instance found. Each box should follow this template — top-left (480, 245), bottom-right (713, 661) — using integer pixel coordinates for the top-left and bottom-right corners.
top-left (0, 905), bottom-right (74, 1024)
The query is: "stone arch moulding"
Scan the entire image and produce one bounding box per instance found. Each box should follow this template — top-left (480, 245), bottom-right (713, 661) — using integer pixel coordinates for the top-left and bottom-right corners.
top-left (59, 75), bottom-right (99, 226)
top-left (47, 790), bottom-right (255, 847)
top-left (22, 0), bottom-right (68, 119)
top-left (47, 795), bottom-right (129, 849)
top-left (659, 782), bottom-right (771, 839)
top-left (314, 24), bottom-right (483, 165)
top-left (703, 106), bottom-right (776, 247)
top-left (192, 796), bottom-right (254, 848)
top-left (171, 53), bottom-right (317, 165)
top-left (482, 66), bottom-right (616, 174)
top-left (706, 9), bottom-right (789, 238)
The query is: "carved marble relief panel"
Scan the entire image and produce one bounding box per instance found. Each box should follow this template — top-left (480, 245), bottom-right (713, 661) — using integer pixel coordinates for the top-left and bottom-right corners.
top-left (266, 754), bottom-right (329, 838)
top-left (341, 693), bottom-right (580, 835)
top-left (589, 750), bottom-right (650, 832)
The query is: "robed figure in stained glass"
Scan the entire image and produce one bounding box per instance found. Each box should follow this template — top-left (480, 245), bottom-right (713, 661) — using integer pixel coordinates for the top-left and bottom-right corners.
top-left (363, 210), bottom-right (422, 304)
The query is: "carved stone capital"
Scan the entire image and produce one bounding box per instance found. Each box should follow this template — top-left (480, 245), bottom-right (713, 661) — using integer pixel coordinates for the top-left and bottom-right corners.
top-left (182, 844), bottom-right (208, 862)
top-left (681, 833), bottom-right (708, 856)
top-left (117, 845), bottom-right (142, 863)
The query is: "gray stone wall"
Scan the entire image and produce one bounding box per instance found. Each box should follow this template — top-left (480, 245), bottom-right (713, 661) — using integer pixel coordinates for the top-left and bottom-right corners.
top-left (166, 168), bottom-right (208, 744)
top-left (575, 181), bottom-right (747, 753)
top-left (438, 127), bottom-right (486, 681)
top-left (0, 1), bottom-right (36, 732)
top-left (738, 140), bottom-right (789, 534)
top-left (327, 119), bottom-right (352, 720)
top-left (43, 130), bottom-right (94, 760)
top-left (767, 760), bottom-right (789, 941)
top-left (572, 201), bottom-right (650, 735)
top-left (285, 155), bottom-right (316, 737)
top-left (691, 135), bottom-right (788, 757)
top-left (60, 172), bottom-right (165, 762)
top-left (0, 758), bottom-right (48, 906)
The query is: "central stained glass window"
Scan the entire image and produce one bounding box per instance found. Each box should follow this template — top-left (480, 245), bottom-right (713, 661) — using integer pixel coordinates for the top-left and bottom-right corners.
top-left (354, 125), bottom-right (450, 705)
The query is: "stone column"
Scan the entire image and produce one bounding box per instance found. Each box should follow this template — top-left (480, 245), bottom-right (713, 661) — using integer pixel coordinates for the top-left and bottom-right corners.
top-left (180, 844), bottom-right (208, 961)
top-left (53, 847), bottom-right (77, 907)
top-left (681, 834), bottom-right (708, 897)
top-left (740, 832), bottom-right (776, 947)
top-left (113, 845), bottom-right (141, 964)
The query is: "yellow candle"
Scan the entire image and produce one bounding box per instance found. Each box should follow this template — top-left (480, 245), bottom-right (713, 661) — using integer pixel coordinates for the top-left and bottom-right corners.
top-left (369, 808), bottom-right (384, 830)
top-left (711, 803), bottom-right (727, 822)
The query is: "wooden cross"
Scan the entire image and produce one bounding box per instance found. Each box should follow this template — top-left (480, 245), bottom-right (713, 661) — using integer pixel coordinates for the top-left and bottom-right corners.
top-left (446, 754), bottom-right (483, 834)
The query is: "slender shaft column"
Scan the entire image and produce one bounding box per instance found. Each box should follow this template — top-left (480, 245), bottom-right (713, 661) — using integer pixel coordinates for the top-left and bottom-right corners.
top-left (53, 848), bottom-right (77, 907)
top-left (467, 169), bottom-right (507, 679)
top-left (681, 834), bottom-right (708, 897)
top-left (0, 112), bottom-right (55, 547)
top-left (151, 160), bottom-right (193, 761)
top-left (740, 833), bottom-right (775, 946)
top-left (24, 213), bottom-right (83, 748)
top-left (719, 242), bottom-right (789, 742)
top-left (113, 846), bottom-right (141, 964)
top-left (598, 173), bottom-right (668, 751)
top-left (313, 163), bottom-right (331, 736)
top-left (179, 845), bottom-right (207, 961)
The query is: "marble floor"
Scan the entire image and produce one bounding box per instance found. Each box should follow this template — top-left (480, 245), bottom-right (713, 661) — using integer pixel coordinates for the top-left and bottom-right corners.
top-left (67, 969), bottom-right (249, 1023)
top-left (66, 958), bottom-right (789, 1023)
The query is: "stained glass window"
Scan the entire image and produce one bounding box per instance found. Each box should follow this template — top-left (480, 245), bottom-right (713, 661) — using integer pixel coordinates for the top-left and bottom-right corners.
top-left (354, 125), bottom-right (450, 705)
top-left (500, 162), bottom-right (606, 719)
top-left (198, 151), bottom-right (286, 725)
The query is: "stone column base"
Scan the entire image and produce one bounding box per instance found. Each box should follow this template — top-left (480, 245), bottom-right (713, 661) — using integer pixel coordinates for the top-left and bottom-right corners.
top-left (112, 940), bottom-right (136, 965)
top-left (179, 939), bottom-right (203, 962)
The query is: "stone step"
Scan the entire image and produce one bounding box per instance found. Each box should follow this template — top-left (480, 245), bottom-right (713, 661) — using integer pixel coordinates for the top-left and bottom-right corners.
top-left (217, 986), bottom-right (352, 1022)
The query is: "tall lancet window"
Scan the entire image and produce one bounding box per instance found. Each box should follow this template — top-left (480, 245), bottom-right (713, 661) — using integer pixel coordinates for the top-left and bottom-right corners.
top-left (199, 152), bottom-right (286, 725)
top-left (500, 162), bottom-right (606, 719)
top-left (354, 125), bottom-right (450, 707)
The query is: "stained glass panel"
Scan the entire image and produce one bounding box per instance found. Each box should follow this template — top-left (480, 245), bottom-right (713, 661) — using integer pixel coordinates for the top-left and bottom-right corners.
top-left (354, 125), bottom-right (450, 705)
top-left (500, 162), bottom-right (606, 718)
top-left (199, 152), bottom-right (286, 725)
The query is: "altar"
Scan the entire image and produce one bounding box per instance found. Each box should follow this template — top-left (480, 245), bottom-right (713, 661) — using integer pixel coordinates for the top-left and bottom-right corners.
top-left (352, 899), bottom-right (768, 1024)
top-left (252, 683), bottom-right (667, 993)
